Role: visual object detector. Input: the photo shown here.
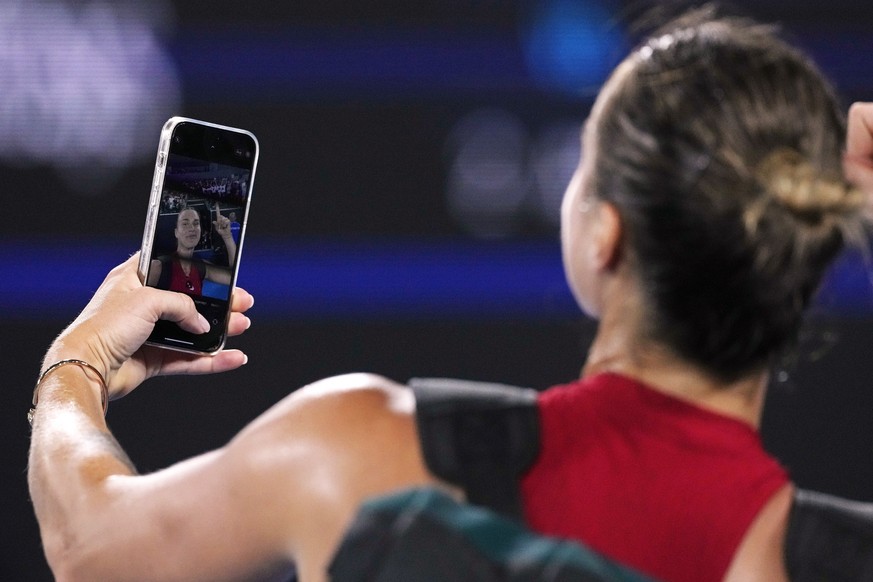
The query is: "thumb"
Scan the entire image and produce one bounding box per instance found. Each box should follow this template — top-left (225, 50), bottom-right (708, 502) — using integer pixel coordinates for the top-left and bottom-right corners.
top-left (147, 288), bottom-right (210, 334)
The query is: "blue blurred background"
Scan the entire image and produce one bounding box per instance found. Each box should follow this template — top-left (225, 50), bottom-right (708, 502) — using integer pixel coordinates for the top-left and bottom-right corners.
top-left (4, 1), bottom-right (873, 578)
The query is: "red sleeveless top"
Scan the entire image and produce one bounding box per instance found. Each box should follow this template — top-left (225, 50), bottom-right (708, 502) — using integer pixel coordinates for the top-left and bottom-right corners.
top-left (168, 257), bottom-right (203, 296)
top-left (521, 373), bottom-right (788, 582)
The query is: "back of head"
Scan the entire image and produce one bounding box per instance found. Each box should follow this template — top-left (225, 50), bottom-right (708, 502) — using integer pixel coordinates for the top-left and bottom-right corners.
top-left (592, 6), bottom-right (867, 381)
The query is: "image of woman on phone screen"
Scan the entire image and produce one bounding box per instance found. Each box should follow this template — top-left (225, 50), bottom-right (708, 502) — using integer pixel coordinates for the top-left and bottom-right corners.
top-left (147, 204), bottom-right (235, 297)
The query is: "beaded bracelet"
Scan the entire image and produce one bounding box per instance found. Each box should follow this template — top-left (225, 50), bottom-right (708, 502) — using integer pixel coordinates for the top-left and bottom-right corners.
top-left (28, 359), bottom-right (109, 426)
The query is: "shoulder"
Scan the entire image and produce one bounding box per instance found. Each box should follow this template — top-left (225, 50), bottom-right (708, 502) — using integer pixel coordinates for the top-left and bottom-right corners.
top-left (227, 372), bottom-right (436, 495)
top-left (152, 255), bottom-right (175, 271)
top-left (222, 374), bottom-right (443, 580)
top-left (147, 257), bottom-right (168, 285)
top-left (723, 483), bottom-right (793, 582)
top-left (239, 375), bottom-right (424, 470)
top-left (235, 373), bottom-right (418, 441)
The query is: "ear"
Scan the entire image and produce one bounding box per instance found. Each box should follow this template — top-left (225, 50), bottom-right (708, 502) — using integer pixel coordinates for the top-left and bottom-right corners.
top-left (592, 202), bottom-right (623, 270)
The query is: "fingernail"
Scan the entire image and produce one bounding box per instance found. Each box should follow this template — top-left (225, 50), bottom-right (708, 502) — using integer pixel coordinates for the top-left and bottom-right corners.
top-left (198, 314), bottom-right (210, 333)
top-left (242, 354), bottom-right (249, 365)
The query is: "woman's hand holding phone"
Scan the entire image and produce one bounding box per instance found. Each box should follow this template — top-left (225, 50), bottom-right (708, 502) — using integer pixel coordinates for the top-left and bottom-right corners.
top-left (44, 253), bottom-right (254, 401)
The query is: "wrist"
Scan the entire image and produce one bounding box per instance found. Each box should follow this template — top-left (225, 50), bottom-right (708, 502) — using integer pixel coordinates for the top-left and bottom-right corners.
top-left (29, 359), bottom-right (109, 426)
top-left (45, 332), bottom-right (110, 382)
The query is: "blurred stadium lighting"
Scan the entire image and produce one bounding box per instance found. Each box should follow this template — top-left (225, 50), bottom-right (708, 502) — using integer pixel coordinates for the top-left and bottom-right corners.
top-left (0, 0), bottom-right (181, 193)
top-left (446, 108), bottom-right (530, 238)
top-left (446, 109), bottom-right (584, 237)
top-left (522, 0), bottom-right (625, 96)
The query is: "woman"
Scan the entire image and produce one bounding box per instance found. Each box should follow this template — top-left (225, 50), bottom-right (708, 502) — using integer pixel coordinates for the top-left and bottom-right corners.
top-left (147, 205), bottom-right (236, 295)
top-left (26, 9), bottom-right (873, 582)
top-left (521, 11), bottom-right (868, 579)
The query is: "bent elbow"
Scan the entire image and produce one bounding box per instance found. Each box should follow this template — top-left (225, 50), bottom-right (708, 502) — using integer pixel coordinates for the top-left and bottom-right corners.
top-left (42, 532), bottom-right (101, 582)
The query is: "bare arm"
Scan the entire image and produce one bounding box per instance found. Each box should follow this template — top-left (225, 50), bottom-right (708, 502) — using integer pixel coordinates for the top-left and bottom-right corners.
top-left (28, 255), bottom-right (445, 581)
top-left (213, 202), bottom-right (237, 267)
top-left (205, 263), bottom-right (233, 286)
top-left (30, 371), bottom-right (442, 581)
top-left (722, 484), bottom-right (793, 582)
top-left (224, 374), bottom-right (446, 582)
top-left (28, 254), bottom-right (266, 581)
top-left (206, 203), bottom-right (236, 285)
top-left (28, 371), bottom-right (292, 582)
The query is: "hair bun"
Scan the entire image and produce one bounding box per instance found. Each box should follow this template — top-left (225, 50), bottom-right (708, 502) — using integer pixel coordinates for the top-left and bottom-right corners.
top-left (756, 148), bottom-right (862, 222)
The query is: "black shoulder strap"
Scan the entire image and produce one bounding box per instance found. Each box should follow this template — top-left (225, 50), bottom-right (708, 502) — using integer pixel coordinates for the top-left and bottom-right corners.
top-left (786, 488), bottom-right (873, 580)
top-left (408, 377), bottom-right (541, 521)
top-left (410, 379), bottom-right (873, 580)
top-left (194, 258), bottom-right (206, 280)
top-left (157, 255), bottom-right (172, 289)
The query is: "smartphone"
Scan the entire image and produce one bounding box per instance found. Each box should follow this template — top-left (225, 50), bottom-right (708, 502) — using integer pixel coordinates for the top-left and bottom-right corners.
top-left (138, 117), bottom-right (258, 354)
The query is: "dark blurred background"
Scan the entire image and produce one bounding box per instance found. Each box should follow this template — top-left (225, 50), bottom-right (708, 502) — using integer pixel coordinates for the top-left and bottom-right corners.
top-left (4, 1), bottom-right (873, 579)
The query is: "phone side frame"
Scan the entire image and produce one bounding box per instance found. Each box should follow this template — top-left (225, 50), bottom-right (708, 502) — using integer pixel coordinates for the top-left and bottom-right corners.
top-left (137, 118), bottom-right (176, 282)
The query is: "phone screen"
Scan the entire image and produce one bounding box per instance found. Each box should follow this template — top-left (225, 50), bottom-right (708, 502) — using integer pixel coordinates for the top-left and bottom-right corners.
top-left (141, 119), bottom-right (257, 353)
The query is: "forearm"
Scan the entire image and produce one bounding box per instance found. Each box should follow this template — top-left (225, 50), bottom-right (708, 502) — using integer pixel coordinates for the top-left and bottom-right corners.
top-left (25, 254), bottom-right (259, 581)
top-left (222, 233), bottom-right (237, 266)
top-left (28, 364), bottom-right (136, 578)
top-left (28, 372), bottom-right (268, 582)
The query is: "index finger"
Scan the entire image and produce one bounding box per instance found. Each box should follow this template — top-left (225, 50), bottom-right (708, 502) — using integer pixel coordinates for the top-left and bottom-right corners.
top-left (143, 286), bottom-right (210, 335)
top-left (231, 286), bottom-right (254, 313)
top-left (844, 102), bottom-right (873, 194)
top-left (847, 102), bottom-right (873, 161)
